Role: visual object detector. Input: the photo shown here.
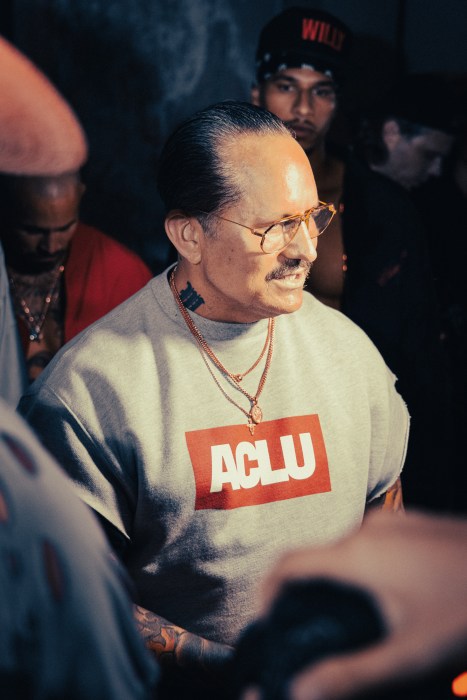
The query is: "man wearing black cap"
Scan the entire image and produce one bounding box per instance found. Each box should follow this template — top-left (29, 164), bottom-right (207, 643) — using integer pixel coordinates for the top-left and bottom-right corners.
top-left (253, 7), bottom-right (452, 512)
top-left (252, 7), bottom-right (352, 313)
top-left (253, 7), bottom-right (350, 170)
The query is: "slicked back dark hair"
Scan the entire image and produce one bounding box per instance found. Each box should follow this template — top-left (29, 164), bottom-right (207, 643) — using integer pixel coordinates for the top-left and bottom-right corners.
top-left (157, 101), bottom-right (290, 224)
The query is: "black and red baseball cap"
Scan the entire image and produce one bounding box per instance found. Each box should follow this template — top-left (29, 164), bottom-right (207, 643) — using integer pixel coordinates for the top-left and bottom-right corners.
top-left (255, 6), bottom-right (352, 84)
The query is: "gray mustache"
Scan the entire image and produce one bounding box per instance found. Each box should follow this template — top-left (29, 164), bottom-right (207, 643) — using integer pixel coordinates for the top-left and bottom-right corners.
top-left (266, 260), bottom-right (312, 281)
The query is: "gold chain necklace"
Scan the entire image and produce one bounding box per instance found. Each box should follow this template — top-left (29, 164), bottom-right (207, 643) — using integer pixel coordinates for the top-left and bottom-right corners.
top-left (9, 264), bottom-right (65, 342)
top-left (169, 268), bottom-right (275, 434)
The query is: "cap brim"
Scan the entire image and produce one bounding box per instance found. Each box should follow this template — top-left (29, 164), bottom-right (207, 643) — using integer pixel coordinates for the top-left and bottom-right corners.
top-left (256, 49), bottom-right (347, 84)
top-left (0, 37), bottom-right (87, 175)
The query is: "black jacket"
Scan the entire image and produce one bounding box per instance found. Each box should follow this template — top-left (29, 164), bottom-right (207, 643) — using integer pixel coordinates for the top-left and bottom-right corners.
top-left (338, 156), bottom-right (453, 510)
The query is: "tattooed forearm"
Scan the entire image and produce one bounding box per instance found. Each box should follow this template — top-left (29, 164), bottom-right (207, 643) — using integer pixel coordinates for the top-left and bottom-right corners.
top-left (134, 605), bottom-right (234, 672)
top-left (179, 280), bottom-right (205, 311)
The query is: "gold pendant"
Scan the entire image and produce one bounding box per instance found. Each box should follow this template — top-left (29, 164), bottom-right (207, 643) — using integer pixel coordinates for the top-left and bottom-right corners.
top-left (250, 404), bottom-right (263, 424)
top-left (248, 422), bottom-right (255, 435)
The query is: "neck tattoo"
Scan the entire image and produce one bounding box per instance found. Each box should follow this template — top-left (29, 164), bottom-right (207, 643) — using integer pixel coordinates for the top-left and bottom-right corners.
top-left (179, 281), bottom-right (205, 311)
top-left (169, 267), bottom-right (275, 434)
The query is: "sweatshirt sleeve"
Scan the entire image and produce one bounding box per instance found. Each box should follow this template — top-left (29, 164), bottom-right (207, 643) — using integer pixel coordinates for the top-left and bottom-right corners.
top-left (19, 381), bottom-right (136, 548)
top-left (366, 363), bottom-right (410, 502)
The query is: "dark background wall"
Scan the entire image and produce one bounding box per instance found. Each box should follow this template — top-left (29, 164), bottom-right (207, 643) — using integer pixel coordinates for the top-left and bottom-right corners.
top-left (1, 0), bottom-right (466, 271)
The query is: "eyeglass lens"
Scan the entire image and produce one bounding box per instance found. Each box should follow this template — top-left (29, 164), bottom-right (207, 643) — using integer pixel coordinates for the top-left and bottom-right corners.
top-left (262, 206), bottom-right (334, 252)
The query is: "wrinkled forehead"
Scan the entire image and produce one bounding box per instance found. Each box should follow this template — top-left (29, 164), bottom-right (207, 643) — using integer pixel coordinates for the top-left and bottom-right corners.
top-left (218, 132), bottom-right (317, 213)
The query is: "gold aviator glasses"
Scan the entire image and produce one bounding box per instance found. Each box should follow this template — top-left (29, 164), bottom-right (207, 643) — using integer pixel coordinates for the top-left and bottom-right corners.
top-left (199, 201), bottom-right (336, 254)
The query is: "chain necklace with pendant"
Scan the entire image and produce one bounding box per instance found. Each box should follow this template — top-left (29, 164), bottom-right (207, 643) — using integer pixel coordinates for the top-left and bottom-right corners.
top-left (169, 268), bottom-right (275, 434)
top-left (9, 264), bottom-right (65, 342)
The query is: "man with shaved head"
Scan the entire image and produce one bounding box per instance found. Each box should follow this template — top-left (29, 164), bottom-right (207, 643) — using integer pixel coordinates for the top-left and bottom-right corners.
top-left (1, 169), bottom-right (152, 382)
top-left (0, 32), bottom-right (87, 406)
top-left (0, 40), bottom-right (151, 385)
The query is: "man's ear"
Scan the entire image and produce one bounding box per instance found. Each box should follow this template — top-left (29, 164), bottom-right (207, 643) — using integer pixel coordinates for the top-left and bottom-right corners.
top-left (165, 210), bottom-right (203, 264)
top-left (382, 119), bottom-right (402, 152)
top-left (251, 84), bottom-right (260, 106)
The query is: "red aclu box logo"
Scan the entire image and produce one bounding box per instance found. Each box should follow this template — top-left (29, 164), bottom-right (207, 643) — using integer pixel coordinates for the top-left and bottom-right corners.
top-left (186, 414), bottom-right (331, 510)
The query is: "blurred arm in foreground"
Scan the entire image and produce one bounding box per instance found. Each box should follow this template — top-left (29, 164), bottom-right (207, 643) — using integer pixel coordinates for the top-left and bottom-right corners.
top-left (252, 510), bottom-right (467, 700)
